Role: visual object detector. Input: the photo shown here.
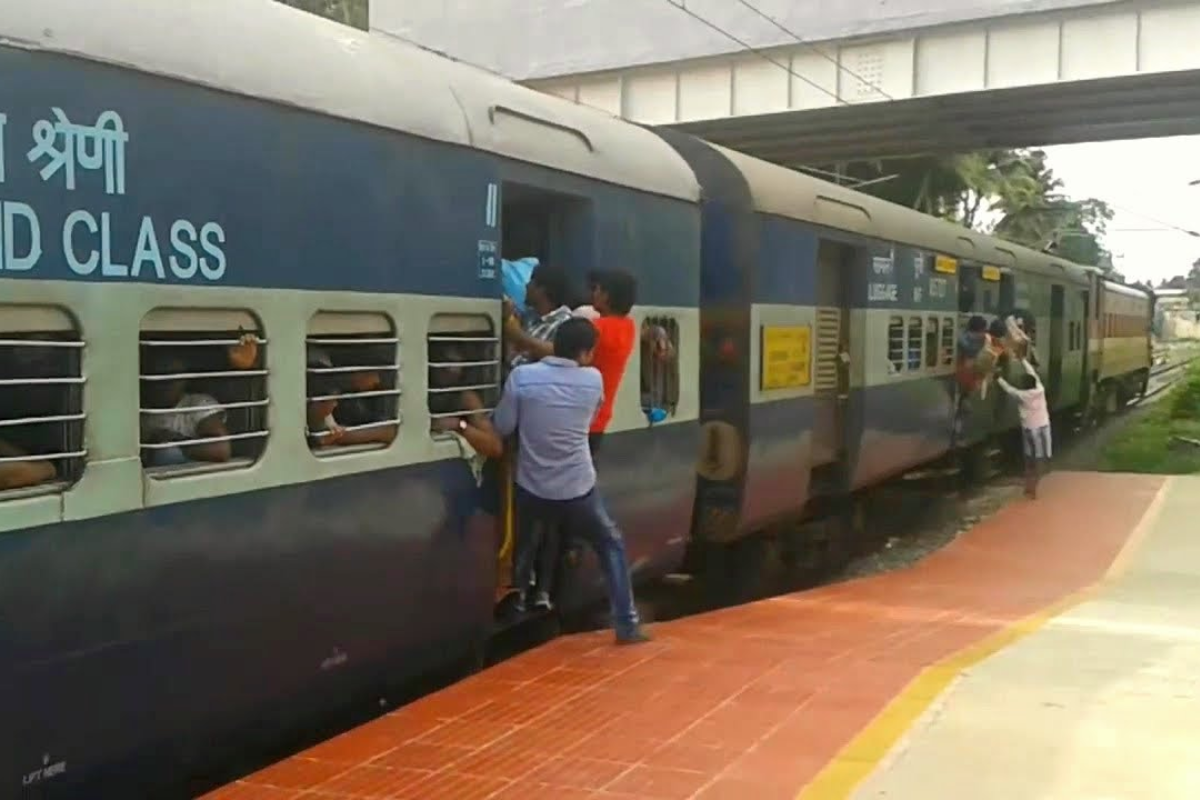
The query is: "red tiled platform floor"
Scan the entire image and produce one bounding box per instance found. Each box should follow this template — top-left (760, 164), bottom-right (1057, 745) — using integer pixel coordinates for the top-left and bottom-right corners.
top-left (205, 472), bottom-right (1164, 800)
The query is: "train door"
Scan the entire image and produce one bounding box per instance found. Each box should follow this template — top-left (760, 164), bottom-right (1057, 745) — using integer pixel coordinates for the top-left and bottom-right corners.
top-left (1048, 284), bottom-right (1066, 404)
top-left (812, 240), bottom-right (855, 476)
top-left (1079, 288), bottom-right (1091, 405)
top-left (493, 180), bottom-right (595, 625)
top-left (1000, 272), bottom-right (1016, 312)
top-left (957, 263), bottom-right (981, 330)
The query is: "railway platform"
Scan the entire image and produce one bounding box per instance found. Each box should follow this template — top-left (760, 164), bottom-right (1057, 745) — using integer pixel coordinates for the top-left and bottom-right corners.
top-left (204, 471), bottom-right (1194, 800)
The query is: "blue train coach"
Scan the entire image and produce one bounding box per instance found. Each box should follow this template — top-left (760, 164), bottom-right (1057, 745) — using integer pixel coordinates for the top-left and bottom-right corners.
top-left (0, 0), bottom-right (701, 794)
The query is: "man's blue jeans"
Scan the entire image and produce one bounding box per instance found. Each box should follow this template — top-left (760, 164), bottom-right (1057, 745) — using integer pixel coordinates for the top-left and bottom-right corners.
top-left (513, 485), bottom-right (640, 636)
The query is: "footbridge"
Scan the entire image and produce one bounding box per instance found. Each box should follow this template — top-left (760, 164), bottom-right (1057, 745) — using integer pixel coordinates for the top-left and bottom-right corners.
top-left (374, 0), bottom-right (1200, 164)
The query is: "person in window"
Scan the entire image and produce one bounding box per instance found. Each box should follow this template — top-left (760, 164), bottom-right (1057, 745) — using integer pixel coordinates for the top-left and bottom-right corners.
top-left (307, 347), bottom-right (397, 447)
top-left (305, 352), bottom-right (348, 449)
top-left (492, 317), bottom-right (648, 644)
top-left (503, 263), bottom-right (574, 367)
top-left (584, 269), bottom-right (639, 457)
top-left (0, 338), bottom-right (69, 490)
top-left (141, 353), bottom-right (234, 466)
top-left (140, 333), bottom-right (258, 466)
top-left (640, 319), bottom-right (676, 415)
top-left (428, 342), bottom-right (502, 458)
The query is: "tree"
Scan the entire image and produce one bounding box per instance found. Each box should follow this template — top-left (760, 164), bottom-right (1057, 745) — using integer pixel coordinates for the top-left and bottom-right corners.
top-left (811, 149), bottom-right (1115, 270)
top-left (275, 0), bottom-right (367, 30)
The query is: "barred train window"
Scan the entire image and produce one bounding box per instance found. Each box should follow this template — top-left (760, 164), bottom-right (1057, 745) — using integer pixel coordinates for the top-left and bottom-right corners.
top-left (940, 315), bottom-right (955, 366)
top-left (641, 316), bottom-right (680, 418)
top-left (306, 312), bottom-right (401, 454)
top-left (0, 306), bottom-right (86, 496)
top-left (139, 309), bottom-right (268, 477)
top-left (906, 317), bottom-right (923, 371)
top-left (924, 317), bottom-right (939, 369)
top-left (886, 316), bottom-right (905, 373)
top-left (427, 314), bottom-right (501, 435)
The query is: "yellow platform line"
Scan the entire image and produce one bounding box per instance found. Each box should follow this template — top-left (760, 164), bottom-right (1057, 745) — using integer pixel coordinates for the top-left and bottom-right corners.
top-left (797, 476), bottom-right (1174, 800)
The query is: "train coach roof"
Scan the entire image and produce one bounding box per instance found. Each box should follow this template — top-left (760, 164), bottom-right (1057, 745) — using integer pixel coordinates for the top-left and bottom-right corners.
top-left (1104, 280), bottom-right (1152, 300)
top-left (1, 0), bottom-right (700, 203)
top-left (712, 143), bottom-right (1091, 283)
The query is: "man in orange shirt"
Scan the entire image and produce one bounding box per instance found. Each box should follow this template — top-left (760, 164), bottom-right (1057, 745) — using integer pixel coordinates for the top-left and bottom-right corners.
top-left (584, 270), bottom-right (638, 456)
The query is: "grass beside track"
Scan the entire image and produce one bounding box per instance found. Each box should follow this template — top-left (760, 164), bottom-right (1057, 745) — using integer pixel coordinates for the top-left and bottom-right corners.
top-left (1102, 360), bottom-right (1200, 474)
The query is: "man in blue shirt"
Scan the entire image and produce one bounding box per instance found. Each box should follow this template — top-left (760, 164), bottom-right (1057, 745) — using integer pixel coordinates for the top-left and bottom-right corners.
top-left (492, 318), bottom-right (648, 645)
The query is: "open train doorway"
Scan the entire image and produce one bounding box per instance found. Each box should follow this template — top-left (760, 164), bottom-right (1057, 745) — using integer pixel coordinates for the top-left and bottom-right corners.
top-left (811, 239), bottom-right (858, 485)
top-left (1048, 284), bottom-right (1065, 403)
top-left (492, 181), bottom-right (595, 634)
top-left (499, 182), bottom-right (594, 273)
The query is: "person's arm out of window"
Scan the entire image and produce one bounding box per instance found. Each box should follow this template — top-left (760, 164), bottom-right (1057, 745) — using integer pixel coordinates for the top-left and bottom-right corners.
top-left (187, 414), bottom-right (233, 462)
top-left (340, 424), bottom-right (397, 447)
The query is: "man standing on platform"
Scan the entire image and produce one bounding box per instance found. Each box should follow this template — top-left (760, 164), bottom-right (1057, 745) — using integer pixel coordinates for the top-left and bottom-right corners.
top-left (996, 358), bottom-right (1052, 499)
top-left (492, 317), bottom-right (649, 645)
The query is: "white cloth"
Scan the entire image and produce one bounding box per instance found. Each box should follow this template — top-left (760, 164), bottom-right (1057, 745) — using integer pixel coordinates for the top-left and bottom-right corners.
top-left (996, 360), bottom-right (1050, 429)
top-left (572, 304), bottom-right (601, 320)
top-left (143, 393), bottom-right (224, 440)
top-left (450, 431), bottom-right (486, 487)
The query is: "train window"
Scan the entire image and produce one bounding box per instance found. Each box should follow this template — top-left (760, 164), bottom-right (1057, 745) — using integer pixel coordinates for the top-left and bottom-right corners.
top-left (940, 315), bottom-right (955, 366)
top-left (427, 314), bottom-right (501, 435)
top-left (139, 309), bottom-right (268, 477)
top-left (306, 313), bottom-right (401, 455)
top-left (906, 317), bottom-right (923, 371)
top-left (886, 317), bottom-right (905, 373)
top-left (958, 267), bottom-right (978, 313)
top-left (641, 316), bottom-right (680, 417)
top-left (924, 317), bottom-right (939, 369)
top-left (0, 306), bottom-right (86, 498)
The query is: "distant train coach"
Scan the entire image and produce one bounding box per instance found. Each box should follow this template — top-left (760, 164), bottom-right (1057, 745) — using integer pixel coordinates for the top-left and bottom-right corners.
top-left (0, 1), bottom-right (1153, 796)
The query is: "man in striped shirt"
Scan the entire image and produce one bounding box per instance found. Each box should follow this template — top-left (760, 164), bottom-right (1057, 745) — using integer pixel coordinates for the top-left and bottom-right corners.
top-left (504, 263), bottom-right (573, 367)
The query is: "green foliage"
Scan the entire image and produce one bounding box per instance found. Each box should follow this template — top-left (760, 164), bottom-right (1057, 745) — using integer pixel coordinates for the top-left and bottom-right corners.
top-left (815, 149), bottom-right (1115, 269)
top-left (1102, 362), bottom-right (1200, 474)
top-left (275, 0), bottom-right (367, 30)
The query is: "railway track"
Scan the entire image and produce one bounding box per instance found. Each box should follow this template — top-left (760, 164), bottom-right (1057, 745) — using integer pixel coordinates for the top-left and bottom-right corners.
top-left (1138, 353), bottom-right (1197, 403)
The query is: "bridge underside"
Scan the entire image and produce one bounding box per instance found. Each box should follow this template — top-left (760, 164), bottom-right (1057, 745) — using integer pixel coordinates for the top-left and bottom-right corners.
top-left (669, 70), bottom-right (1200, 165)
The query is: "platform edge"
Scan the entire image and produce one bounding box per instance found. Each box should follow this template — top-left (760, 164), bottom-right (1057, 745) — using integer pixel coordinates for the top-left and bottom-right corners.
top-left (794, 476), bottom-right (1174, 800)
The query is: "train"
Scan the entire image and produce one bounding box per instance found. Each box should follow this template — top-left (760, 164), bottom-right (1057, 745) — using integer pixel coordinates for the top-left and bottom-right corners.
top-left (0, 1), bottom-right (1154, 796)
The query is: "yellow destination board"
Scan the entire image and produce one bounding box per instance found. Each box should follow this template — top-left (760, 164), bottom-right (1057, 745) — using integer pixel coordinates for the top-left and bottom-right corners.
top-left (981, 265), bottom-right (1002, 281)
top-left (934, 255), bottom-right (958, 274)
top-left (761, 325), bottom-right (811, 389)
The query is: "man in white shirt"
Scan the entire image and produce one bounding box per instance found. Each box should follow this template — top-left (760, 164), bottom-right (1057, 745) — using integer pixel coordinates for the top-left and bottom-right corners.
top-left (996, 358), bottom-right (1051, 499)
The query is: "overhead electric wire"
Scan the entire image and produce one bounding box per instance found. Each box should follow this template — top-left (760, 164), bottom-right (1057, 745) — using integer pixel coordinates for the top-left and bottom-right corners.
top-left (1104, 202), bottom-right (1200, 238)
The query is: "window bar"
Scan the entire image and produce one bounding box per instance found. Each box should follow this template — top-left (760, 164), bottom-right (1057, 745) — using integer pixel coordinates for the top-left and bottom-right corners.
top-left (139, 369), bottom-right (269, 381)
top-left (140, 430), bottom-right (269, 450)
top-left (0, 449), bottom-right (87, 464)
top-left (139, 399), bottom-right (270, 416)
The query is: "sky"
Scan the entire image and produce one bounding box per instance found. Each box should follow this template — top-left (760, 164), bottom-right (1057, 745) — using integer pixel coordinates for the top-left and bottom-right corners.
top-left (1041, 136), bottom-right (1200, 286)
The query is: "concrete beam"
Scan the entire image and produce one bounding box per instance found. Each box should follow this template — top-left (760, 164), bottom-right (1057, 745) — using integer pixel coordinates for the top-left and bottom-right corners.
top-left (526, 1), bottom-right (1200, 161)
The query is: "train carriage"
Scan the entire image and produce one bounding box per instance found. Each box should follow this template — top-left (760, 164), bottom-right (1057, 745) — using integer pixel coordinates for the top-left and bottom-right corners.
top-left (0, 0), bottom-right (701, 794)
top-left (655, 131), bottom-right (1116, 567)
top-left (1089, 279), bottom-right (1154, 413)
